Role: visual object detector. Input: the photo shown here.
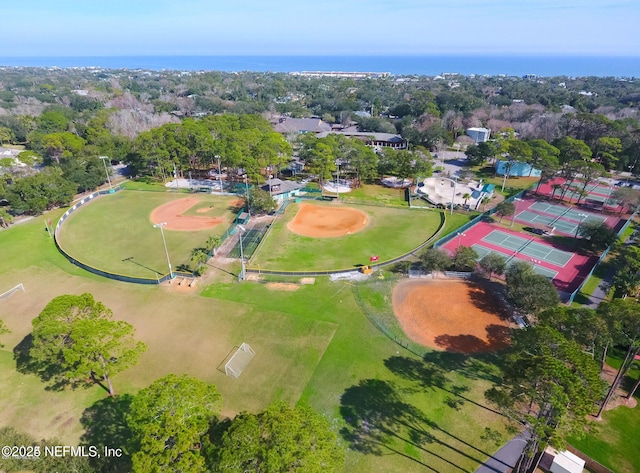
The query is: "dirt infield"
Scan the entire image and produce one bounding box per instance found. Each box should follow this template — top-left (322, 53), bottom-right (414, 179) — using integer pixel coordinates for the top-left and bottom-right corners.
top-left (392, 279), bottom-right (511, 353)
top-left (287, 203), bottom-right (369, 238)
top-left (150, 197), bottom-right (223, 231)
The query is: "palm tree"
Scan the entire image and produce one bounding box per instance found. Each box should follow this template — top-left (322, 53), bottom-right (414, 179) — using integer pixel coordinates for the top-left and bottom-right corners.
top-left (462, 193), bottom-right (471, 207)
top-left (480, 196), bottom-right (491, 211)
top-left (206, 235), bottom-right (222, 255)
top-left (191, 248), bottom-right (209, 275)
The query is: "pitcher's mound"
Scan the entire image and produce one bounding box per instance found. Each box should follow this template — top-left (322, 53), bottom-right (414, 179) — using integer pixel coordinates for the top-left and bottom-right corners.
top-left (392, 278), bottom-right (511, 353)
top-left (287, 203), bottom-right (368, 238)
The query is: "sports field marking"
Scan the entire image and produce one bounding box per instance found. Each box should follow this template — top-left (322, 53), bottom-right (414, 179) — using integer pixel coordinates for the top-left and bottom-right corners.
top-left (515, 210), bottom-right (577, 234)
top-left (481, 230), bottom-right (573, 267)
top-left (528, 202), bottom-right (606, 224)
top-left (472, 244), bottom-right (558, 280)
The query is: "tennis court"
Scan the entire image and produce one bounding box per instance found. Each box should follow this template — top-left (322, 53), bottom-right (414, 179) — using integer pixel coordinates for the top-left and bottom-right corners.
top-left (514, 210), bottom-right (577, 234)
top-left (529, 202), bottom-right (607, 223)
top-left (472, 244), bottom-right (558, 280)
top-left (482, 230), bottom-right (574, 266)
top-left (227, 226), bottom-right (268, 259)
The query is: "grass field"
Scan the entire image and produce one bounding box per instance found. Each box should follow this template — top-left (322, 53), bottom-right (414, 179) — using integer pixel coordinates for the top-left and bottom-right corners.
top-left (0, 212), bottom-right (518, 472)
top-left (568, 349), bottom-right (640, 473)
top-left (56, 190), bottom-right (239, 279)
top-left (250, 201), bottom-right (444, 271)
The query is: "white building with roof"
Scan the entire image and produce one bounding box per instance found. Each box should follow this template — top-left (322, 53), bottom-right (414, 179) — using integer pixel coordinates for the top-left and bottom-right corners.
top-left (466, 127), bottom-right (491, 143)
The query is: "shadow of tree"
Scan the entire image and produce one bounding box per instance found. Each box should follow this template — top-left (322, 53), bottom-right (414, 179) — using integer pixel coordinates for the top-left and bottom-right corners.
top-left (339, 378), bottom-right (505, 472)
top-left (384, 355), bottom-right (506, 418)
top-left (434, 334), bottom-right (489, 353)
top-left (13, 334), bottom-right (88, 391)
top-left (80, 395), bottom-right (134, 473)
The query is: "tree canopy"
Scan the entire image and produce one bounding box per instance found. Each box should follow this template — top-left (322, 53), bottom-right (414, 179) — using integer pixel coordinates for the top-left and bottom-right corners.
top-left (214, 401), bottom-right (344, 473)
top-left (30, 293), bottom-right (146, 396)
top-left (128, 374), bottom-right (222, 473)
top-left (505, 261), bottom-right (559, 314)
top-left (486, 326), bottom-right (605, 473)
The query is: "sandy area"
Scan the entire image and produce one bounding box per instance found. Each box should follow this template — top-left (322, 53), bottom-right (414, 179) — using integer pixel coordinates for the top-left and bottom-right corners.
top-left (392, 279), bottom-right (511, 353)
top-left (287, 203), bottom-right (368, 238)
top-left (150, 197), bottom-right (223, 231)
top-left (265, 282), bottom-right (299, 291)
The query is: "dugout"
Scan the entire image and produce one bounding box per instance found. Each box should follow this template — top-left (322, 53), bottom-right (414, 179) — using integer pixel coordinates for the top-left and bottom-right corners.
top-left (236, 211), bottom-right (250, 224)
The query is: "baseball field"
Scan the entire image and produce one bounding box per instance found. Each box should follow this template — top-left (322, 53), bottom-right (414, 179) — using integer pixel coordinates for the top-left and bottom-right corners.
top-left (56, 190), bottom-right (242, 279)
top-left (0, 206), bottom-right (516, 473)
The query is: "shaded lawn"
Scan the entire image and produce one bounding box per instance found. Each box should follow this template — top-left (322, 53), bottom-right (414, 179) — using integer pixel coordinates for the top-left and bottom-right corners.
top-left (202, 278), bottom-right (512, 473)
top-left (342, 184), bottom-right (409, 207)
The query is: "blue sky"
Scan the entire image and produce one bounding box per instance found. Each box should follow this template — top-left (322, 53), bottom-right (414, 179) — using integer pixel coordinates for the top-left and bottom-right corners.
top-left (2, 0), bottom-right (638, 56)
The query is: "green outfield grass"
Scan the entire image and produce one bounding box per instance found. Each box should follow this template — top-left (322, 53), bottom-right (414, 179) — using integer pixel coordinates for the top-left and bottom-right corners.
top-left (249, 201), bottom-right (444, 271)
top-left (56, 190), bottom-right (239, 279)
top-left (0, 214), bottom-right (516, 473)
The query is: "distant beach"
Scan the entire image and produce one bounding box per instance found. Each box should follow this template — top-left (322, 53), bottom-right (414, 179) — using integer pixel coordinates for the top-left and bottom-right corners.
top-left (0, 55), bottom-right (638, 77)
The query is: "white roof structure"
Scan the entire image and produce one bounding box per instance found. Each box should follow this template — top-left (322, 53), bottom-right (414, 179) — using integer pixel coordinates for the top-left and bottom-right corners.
top-left (550, 450), bottom-right (585, 473)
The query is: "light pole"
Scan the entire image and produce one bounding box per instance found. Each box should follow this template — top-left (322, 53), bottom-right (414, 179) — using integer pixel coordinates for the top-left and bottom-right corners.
top-left (243, 174), bottom-right (251, 218)
top-left (336, 161), bottom-right (340, 199)
top-left (602, 184), bottom-right (613, 212)
top-left (153, 222), bottom-right (173, 279)
top-left (237, 224), bottom-right (246, 281)
top-left (216, 155), bottom-right (222, 192)
top-left (511, 197), bottom-right (522, 227)
top-left (575, 213), bottom-right (588, 238)
top-left (99, 156), bottom-right (112, 190)
top-left (268, 174), bottom-right (273, 197)
top-left (450, 176), bottom-right (458, 216)
top-left (457, 232), bottom-right (466, 249)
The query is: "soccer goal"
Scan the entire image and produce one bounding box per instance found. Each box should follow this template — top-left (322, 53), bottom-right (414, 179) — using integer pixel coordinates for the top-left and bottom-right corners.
top-left (0, 283), bottom-right (25, 301)
top-left (224, 343), bottom-right (255, 379)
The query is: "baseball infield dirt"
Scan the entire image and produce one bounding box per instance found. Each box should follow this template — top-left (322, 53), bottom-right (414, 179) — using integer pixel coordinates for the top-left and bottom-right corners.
top-left (287, 203), bottom-right (368, 238)
top-left (392, 278), bottom-right (511, 353)
top-left (150, 197), bottom-right (223, 231)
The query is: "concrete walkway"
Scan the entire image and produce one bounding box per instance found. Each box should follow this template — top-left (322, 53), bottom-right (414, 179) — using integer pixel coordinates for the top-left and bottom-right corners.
top-left (474, 431), bottom-right (529, 473)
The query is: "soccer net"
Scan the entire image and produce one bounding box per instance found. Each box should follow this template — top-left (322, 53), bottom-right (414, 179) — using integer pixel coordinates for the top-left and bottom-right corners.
top-left (224, 343), bottom-right (255, 379)
top-left (0, 283), bottom-right (25, 301)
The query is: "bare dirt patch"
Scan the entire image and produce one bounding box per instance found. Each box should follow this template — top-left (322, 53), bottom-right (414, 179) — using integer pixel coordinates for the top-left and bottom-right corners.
top-left (230, 199), bottom-right (246, 208)
top-left (265, 282), bottom-right (299, 291)
top-left (287, 203), bottom-right (368, 238)
top-left (150, 197), bottom-right (223, 231)
top-left (196, 207), bottom-right (210, 213)
top-left (300, 277), bottom-right (316, 285)
top-left (392, 278), bottom-right (511, 353)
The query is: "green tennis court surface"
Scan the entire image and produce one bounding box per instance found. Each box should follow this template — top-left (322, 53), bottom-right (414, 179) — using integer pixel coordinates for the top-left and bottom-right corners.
top-left (472, 244), bottom-right (558, 280)
top-left (482, 230), bottom-right (573, 266)
top-left (227, 227), bottom-right (268, 259)
top-left (515, 210), bottom-right (577, 234)
top-left (529, 202), bottom-right (607, 223)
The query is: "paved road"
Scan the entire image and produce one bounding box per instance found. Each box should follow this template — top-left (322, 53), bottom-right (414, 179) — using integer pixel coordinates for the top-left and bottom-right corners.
top-left (474, 431), bottom-right (529, 473)
top-left (584, 231), bottom-right (637, 308)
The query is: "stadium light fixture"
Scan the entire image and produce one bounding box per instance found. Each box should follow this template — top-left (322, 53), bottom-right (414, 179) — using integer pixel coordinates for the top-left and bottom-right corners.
top-left (99, 156), bottom-right (112, 190)
top-left (153, 222), bottom-right (173, 279)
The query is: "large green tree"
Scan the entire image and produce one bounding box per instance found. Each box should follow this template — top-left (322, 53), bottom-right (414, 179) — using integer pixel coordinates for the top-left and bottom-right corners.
top-left (127, 374), bottom-right (222, 473)
top-left (486, 326), bottom-right (606, 473)
top-left (30, 293), bottom-right (146, 396)
top-left (214, 402), bottom-right (344, 473)
top-left (419, 248), bottom-right (452, 277)
top-left (478, 253), bottom-right (507, 280)
top-left (4, 168), bottom-right (77, 215)
top-left (577, 220), bottom-right (618, 251)
top-left (505, 261), bottom-right (559, 314)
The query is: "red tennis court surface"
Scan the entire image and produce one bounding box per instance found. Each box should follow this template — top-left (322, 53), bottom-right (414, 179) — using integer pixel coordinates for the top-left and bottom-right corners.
top-left (442, 221), bottom-right (598, 298)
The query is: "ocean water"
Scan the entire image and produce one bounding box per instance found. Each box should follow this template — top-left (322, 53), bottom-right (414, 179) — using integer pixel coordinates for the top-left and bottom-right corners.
top-left (0, 55), bottom-right (638, 77)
